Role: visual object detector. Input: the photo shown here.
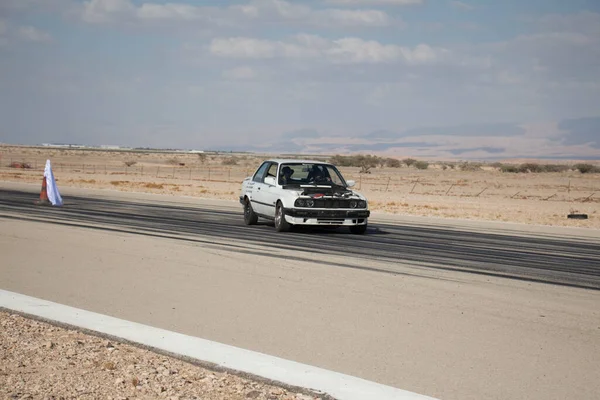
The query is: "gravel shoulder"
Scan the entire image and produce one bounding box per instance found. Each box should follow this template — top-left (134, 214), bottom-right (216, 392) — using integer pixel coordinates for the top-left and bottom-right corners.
top-left (0, 310), bottom-right (323, 400)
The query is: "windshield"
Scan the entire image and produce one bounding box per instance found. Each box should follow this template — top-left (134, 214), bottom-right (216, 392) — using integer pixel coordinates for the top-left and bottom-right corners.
top-left (279, 163), bottom-right (347, 186)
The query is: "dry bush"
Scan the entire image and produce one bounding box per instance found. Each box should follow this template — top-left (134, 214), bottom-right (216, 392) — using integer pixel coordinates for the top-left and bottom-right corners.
top-left (403, 158), bottom-right (417, 167)
top-left (145, 183), bottom-right (164, 189)
top-left (574, 163), bottom-right (600, 173)
top-left (166, 158), bottom-right (181, 165)
top-left (385, 158), bottom-right (401, 168)
top-left (330, 154), bottom-right (382, 170)
top-left (500, 164), bottom-right (520, 173)
top-left (124, 160), bottom-right (137, 167)
top-left (222, 156), bottom-right (239, 166)
top-left (414, 161), bottom-right (429, 170)
top-left (542, 164), bottom-right (571, 173)
top-left (197, 153), bottom-right (207, 164)
top-left (459, 162), bottom-right (482, 171)
top-left (9, 162), bottom-right (32, 169)
top-left (519, 163), bottom-right (544, 173)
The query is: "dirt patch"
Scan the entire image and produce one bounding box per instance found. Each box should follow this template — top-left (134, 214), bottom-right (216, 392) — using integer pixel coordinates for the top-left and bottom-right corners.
top-left (0, 310), bottom-right (325, 400)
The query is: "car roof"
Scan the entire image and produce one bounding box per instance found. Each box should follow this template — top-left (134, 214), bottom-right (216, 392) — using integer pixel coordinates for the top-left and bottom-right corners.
top-left (266, 159), bottom-right (334, 165)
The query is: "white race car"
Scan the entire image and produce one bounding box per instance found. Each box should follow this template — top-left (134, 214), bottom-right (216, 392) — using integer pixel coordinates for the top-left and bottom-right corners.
top-left (239, 159), bottom-right (370, 233)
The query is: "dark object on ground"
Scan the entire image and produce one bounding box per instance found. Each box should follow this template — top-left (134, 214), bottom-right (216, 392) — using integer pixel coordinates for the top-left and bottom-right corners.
top-left (567, 213), bottom-right (588, 219)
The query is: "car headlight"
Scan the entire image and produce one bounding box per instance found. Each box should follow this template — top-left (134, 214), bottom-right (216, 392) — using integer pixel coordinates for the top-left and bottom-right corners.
top-left (296, 199), bottom-right (305, 207)
top-left (350, 200), bottom-right (357, 208)
top-left (306, 199), bottom-right (314, 207)
top-left (358, 200), bottom-right (367, 208)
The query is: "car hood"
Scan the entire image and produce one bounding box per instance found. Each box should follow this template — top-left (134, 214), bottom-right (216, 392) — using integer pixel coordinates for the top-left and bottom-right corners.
top-left (284, 185), bottom-right (365, 200)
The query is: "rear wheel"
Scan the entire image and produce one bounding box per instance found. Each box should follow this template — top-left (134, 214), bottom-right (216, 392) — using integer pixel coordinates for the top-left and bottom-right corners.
top-left (274, 202), bottom-right (291, 232)
top-left (349, 223), bottom-right (367, 234)
top-left (244, 198), bottom-right (258, 225)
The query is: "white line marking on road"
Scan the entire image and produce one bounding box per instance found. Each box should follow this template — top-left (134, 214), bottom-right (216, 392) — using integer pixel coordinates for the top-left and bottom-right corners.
top-left (0, 289), bottom-right (437, 400)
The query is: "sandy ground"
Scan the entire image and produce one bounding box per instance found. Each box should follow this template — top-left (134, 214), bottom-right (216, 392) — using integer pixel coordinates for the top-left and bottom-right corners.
top-left (0, 310), bottom-right (322, 400)
top-left (1, 145), bottom-right (599, 229)
top-left (2, 209), bottom-right (599, 400)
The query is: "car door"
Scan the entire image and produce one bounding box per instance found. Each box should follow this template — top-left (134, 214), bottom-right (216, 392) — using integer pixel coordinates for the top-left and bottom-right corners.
top-left (247, 161), bottom-right (270, 215)
top-left (260, 163), bottom-right (280, 218)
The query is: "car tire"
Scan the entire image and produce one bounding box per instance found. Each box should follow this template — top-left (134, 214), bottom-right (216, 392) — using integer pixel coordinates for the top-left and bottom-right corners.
top-left (349, 223), bottom-right (367, 234)
top-left (244, 198), bottom-right (258, 225)
top-left (274, 202), bottom-right (291, 232)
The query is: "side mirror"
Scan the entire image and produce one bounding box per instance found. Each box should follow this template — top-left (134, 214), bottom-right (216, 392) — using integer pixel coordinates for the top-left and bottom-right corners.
top-left (346, 180), bottom-right (356, 188)
top-left (264, 176), bottom-right (276, 186)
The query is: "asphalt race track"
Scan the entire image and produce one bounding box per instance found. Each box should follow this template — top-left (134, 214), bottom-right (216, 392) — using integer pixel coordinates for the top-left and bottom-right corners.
top-left (2, 187), bottom-right (599, 291)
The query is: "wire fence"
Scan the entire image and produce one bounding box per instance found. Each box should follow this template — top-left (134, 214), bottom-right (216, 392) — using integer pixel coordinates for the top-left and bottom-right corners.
top-left (1, 159), bottom-right (597, 203)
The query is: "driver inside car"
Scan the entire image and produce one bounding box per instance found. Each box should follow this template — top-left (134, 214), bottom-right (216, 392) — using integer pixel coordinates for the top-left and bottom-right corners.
top-left (308, 165), bottom-right (331, 183)
top-left (280, 166), bottom-right (294, 185)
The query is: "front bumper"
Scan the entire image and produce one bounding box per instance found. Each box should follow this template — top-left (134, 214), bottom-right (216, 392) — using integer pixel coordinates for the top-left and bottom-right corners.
top-left (283, 208), bottom-right (369, 226)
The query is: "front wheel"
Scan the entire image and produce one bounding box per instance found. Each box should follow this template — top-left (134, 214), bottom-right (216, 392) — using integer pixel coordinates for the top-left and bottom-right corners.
top-left (274, 202), bottom-right (291, 232)
top-left (349, 223), bottom-right (367, 234)
top-left (244, 199), bottom-right (258, 225)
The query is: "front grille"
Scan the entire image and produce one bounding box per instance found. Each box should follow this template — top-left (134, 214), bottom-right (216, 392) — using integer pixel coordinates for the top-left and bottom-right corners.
top-left (313, 199), bottom-right (352, 208)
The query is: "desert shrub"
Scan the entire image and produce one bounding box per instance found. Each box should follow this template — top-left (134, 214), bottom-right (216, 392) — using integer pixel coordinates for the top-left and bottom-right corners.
top-left (459, 162), bottom-right (483, 171)
top-left (519, 163), bottom-right (543, 173)
top-left (490, 162), bottom-right (503, 169)
top-left (414, 161), bottom-right (429, 170)
top-left (500, 164), bottom-right (520, 173)
top-left (222, 156), bottom-right (239, 166)
top-left (385, 158), bottom-right (401, 168)
top-left (542, 164), bottom-right (570, 173)
top-left (197, 153), bottom-right (207, 164)
top-left (330, 154), bottom-right (382, 169)
top-left (440, 163), bottom-right (448, 170)
top-left (403, 158), bottom-right (417, 167)
top-left (9, 162), bottom-right (32, 169)
top-left (166, 158), bottom-right (180, 165)
top-left (574, 163), bottom-right (600, 173)
top-left (124, 160), bottom-right (137, 167)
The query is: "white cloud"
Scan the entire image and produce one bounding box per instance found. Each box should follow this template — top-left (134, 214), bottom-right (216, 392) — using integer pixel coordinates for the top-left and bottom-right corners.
top-left (450, 1), bottom-right (473, 11)
top-left (210, 35), bottom-right (448, 65)
top-left (313, 9), bottom-right (390, 27)
top-left (81, 0), bottom-right (135, 23)
top-left (78, 0), bottom-right (393, 28)
top-left (325, 0), bottom-right (423, 5)
top-left (18, 26), bottom-right (53, 42)
top-left (136, 3), bottom-right (203, 21)
top-left (222, 66), bottom-right (257, 80)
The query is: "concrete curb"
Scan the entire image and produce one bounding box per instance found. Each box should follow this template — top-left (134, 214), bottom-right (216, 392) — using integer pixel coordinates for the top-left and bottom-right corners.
top-left (0, 289), bottom-right (437, 400)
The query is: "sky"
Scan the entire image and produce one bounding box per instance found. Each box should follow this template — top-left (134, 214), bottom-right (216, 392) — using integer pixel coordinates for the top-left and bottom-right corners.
top-left (0, 0), bottom-right (599, 159)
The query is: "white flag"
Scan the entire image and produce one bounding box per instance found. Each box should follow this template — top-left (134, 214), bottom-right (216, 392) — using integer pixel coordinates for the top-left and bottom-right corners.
top-left (44, 159), bottom-right (63, 206)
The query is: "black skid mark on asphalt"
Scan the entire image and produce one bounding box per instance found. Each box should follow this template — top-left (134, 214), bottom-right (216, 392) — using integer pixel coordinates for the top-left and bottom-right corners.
top-left (2, 188), bottom-right (600, 291)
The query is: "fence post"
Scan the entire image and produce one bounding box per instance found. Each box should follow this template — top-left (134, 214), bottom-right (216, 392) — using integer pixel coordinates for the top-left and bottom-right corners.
top-left (189, 168), bottom-right (192, 180)
top-left (141, 165), bottom-right (144, 176)
top-left (475, 187), bottom-right (488, 197)
top-left (410, 178), bottom-right (419, 194)
top-left (156, 166), bottom-right (160, 178)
